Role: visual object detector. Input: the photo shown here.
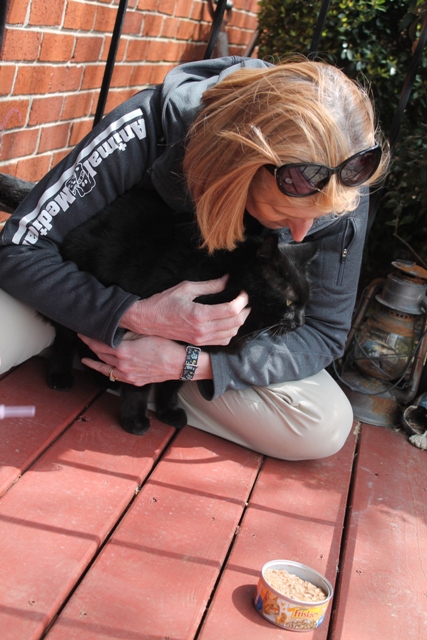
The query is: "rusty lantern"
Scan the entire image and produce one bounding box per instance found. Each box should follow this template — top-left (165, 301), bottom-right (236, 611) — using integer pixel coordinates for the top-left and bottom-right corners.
top-left (336, 260), bottom-right (427, 427)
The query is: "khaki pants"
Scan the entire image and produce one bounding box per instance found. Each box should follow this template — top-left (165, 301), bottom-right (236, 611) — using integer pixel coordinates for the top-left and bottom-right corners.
top-left (0, 288), bottom-right (353, 461)
top-left (178, 370), bottom-right (353, 461)
top-left (0, 289), bottom-right (55, 374)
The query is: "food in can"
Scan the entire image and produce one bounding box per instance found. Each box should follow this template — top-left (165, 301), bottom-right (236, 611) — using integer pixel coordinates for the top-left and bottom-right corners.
top-left (254, 560), bottom-right (333, 631)
top-left (264, 568), bottom-right (327, 603)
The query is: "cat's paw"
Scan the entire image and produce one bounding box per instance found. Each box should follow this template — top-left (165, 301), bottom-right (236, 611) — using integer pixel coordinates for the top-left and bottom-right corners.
top-left (47, 372), bottom-right (74, 391)
top-left (120, 414), bottom-right (150, 436)
top-left (157, 408), bottom-right (188, 429)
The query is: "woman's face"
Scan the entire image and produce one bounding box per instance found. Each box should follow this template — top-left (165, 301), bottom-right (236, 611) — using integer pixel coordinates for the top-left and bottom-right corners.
top-left (246, 167), bottom-right (324, 242)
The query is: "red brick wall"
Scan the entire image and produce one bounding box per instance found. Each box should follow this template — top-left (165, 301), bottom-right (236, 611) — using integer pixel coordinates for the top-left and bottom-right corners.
top-left (0, 0), bottom-right (259, 182)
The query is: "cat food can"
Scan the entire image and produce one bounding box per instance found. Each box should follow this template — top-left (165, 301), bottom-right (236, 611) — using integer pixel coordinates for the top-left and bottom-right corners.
top-left (254, 560), bottom-right (333, 632)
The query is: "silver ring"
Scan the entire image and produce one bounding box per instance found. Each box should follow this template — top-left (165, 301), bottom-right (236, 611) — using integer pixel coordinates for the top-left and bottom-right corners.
top-left (108, 366), bottom-right (117, 382)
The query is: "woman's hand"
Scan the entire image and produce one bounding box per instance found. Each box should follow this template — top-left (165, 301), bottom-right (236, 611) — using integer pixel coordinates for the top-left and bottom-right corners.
top-left (78, 333), bottom-right (213, 386)
top-left (119, 276), bottom-right (250, 346)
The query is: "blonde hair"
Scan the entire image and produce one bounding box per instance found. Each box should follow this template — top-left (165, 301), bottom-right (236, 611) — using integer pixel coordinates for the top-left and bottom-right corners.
top-left (183, 57), bottom-right (389, 252)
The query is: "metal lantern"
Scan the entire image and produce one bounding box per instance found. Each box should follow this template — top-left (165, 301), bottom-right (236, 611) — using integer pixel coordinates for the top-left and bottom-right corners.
top-left (337, 261), bottom-right (427, 427)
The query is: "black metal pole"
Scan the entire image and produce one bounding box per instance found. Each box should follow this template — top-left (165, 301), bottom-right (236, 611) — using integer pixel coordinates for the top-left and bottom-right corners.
top-left (308, 0), bottom-right (331, 57)
top-left (0, 0), bottom-right (8, 52)
top-left (244, 29), bottom-right (259, 57)
top-left (204, 0), bottom-right (228, 59)
top-left (93, 0), bottom-right (129, 127)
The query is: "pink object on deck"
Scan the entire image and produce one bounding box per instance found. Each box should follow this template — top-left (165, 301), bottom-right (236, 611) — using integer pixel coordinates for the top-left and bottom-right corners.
top-left (0, 405), bottom-right (36, 419)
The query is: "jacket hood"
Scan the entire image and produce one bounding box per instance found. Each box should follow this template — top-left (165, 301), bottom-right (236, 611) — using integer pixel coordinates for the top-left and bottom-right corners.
top-left (149, 56), bottom-right (273, 210)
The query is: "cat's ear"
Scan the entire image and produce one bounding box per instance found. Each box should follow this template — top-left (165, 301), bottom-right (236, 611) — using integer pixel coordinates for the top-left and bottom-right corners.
top-left (288, 241), bottom-right (318, 264)
top-left (257, 233), bottom-right (279, 259)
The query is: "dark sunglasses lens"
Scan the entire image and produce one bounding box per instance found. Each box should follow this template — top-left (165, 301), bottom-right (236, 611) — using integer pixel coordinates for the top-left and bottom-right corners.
top-left (278, 164), bottom-right (330, 196)
top-left (340, 148), bottom-right (381, 186)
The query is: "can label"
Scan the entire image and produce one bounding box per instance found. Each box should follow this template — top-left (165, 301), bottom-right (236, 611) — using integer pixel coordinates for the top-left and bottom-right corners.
top-left (254, 581), bottom-right (328, 631)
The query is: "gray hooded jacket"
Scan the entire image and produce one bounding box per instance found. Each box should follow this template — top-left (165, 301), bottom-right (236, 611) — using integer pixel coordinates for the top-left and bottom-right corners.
top-left (0, 56), bottom-right (368, 399)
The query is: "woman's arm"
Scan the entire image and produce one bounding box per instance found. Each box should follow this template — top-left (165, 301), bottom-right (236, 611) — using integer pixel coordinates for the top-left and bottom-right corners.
top-left (0, 89), bottom-right (162, 345)
top-left (79, 278), bottom-right (250, 385)
top-left (79, 333), bottom-right (214, 385)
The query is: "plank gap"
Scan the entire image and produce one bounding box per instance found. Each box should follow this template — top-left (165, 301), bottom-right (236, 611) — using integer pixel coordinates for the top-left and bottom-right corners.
top-left (326, 423), bottom-right (361, 640)
top-left (194, 456), bottom-right (268, 638)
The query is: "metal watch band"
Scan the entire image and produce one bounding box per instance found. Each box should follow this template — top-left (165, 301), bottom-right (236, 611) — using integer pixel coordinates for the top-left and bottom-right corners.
top-left (180, 345), bottom-right (201, 381)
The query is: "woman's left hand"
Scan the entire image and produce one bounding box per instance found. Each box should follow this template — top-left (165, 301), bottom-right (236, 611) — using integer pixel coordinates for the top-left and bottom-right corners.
top-left (78, 332), bottom-right (212, 386)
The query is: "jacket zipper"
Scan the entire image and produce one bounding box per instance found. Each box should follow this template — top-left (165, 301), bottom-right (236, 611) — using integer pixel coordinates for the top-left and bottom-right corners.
top-left (336, 219), bottom-right (352, 286)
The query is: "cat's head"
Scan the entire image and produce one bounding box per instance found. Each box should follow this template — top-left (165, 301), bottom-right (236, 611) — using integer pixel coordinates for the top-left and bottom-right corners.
top-left (242, 233), bottom-right (317, 338)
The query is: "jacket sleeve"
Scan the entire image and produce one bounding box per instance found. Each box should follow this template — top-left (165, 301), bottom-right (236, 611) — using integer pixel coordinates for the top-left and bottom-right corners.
top-left (0, 88), bottom-right (163, 346)
top-left (202, 194), bottom-right (369, 399)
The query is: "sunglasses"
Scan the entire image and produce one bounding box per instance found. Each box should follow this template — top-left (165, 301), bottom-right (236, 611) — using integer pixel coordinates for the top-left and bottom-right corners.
top-left (265, 144), bottom-right (382, 198)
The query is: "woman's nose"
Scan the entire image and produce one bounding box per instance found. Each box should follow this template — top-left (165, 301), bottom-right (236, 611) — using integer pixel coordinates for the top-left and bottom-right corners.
top-left (287, 218), bottom-right (314, 242)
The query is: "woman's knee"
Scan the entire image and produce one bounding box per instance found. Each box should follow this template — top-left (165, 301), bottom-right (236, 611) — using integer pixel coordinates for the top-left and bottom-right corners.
top-left (178, 370), bottom-right (354, 461)
top-left (257, 370), bottom-right (354, 459)
top-left (307, 381), bottom-right (354, 458)
top-left (0, 289), bottom-right (55, 374)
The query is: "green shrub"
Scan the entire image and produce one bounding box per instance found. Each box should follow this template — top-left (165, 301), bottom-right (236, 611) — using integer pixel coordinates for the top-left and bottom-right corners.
top-left (257, 0), bottom-right (427, 284)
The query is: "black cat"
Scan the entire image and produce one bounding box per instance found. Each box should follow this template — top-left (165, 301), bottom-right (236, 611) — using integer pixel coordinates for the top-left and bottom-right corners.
top-left (1, 176), bottom-right (316, 435)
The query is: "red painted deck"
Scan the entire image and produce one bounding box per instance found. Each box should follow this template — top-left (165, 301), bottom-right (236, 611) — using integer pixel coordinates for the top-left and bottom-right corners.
top-left (0, 356), bottom-right (426, 640)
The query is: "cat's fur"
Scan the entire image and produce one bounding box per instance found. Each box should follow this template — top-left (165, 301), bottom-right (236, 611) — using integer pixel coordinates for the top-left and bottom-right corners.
top-left (0, 175), bottom-right (316, 435)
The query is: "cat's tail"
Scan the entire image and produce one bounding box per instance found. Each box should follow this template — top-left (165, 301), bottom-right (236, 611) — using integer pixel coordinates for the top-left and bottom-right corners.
top-left (0, 172), bottom-right (34, 212)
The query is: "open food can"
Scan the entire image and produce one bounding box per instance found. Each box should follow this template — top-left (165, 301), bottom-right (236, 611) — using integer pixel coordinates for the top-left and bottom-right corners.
top-left (254, 559), bottom-right (333, 631)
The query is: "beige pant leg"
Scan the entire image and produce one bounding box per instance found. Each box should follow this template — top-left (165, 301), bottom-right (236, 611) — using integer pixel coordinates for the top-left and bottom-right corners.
top-left (177, 369), bottom-right (353, 461)
top-left (0, 289), bottom-right (55, 374)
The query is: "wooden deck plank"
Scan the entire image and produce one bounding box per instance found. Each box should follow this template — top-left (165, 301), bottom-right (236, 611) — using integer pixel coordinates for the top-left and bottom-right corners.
top-left (329, 424), bottom-right (427, 640)
top-left (0, 393), bottom-right (174, 640)
top-left (198, 429), bottom-right (358, 639)
top-left (1, 355), bottom-right (421, 640)
top-left (44, 426), bottom-right (262, 640)
top-left (0, 357), bottom-right (100, 496)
